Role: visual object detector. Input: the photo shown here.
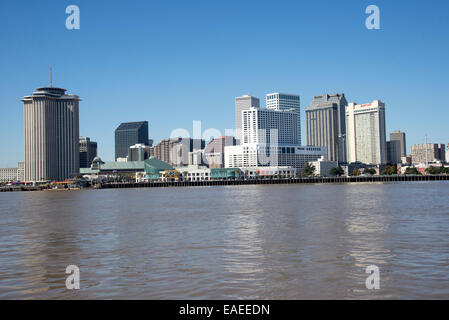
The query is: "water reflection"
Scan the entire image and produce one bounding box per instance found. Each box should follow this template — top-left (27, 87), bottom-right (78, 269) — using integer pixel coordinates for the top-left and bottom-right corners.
top-left (0, 182), bottom-right (448, 299)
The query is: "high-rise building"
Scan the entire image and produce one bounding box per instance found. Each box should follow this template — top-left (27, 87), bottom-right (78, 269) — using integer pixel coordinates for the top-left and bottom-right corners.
top-left (242, 107), bottom-right (299, 145)
top-left (235, 95), bottom-right (260, 144)
top-left (411, 144), bottom-right (446, 165)
top-left (115, 121), bottom-right (149, 160)
top-left (170, 138), bottom-right (205, 166)
top-left (152, 138), bottom-right (178, 163)
top-left (226, 94), bottom-right (326, 170)
top-left (22, 87), bottom-right (80, 181)
top-left (306, 94), bottom-right (348, 162)
top-left (387, 140), bottom-right (401, 164)
top-left (17, 162), bottom-right (24, 181)
top-left (128, 144), bottom-right (151, 162)
top-left (204, 136), bottom-right (236, 168)
top-left (390, 131), bottom-right (406, 157)
top-left (79, 137), bottom-right (98, 168)
top-left (266, 93), bottom-right (301, 144)
top-left (346, 100), bottom-right (387, 165)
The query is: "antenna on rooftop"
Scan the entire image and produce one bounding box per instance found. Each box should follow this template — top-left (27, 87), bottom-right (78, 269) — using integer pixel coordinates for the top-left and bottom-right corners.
top-left (50, 67), bottom-right (52, 87)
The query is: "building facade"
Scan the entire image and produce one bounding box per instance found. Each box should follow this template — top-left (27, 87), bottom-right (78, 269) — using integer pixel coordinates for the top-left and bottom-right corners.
top-left (204, 136), bottom-right (236, 168)
top-left (115, 121), bottom-right (149, 160)
top-left (309, 156), bottom-right (338, 177)
top-left (242, 107), bottom-right (299, 145)
top-left (266, 93), bottom-right (301, 144)
top-left (170, 138), bottom-right (205, 166)
top-left (151, 138), bottom-right (178, 163)
top-left (22, 87), bottom-right (80, 181)
top-left (128, 143), bottom-right (151, 162)
top-left (235, 95), bottom-right (260, 144)
top-left (346, 100), bottom-right (387, 165)
top-left (411, 143), bottom-right (446, 165)
top-left (0, 168), bottom-right (18, 182)
top-left (79, 137), bottom-right (98, 168)
top-left (17, 162), bottom-right (24, 181)
top-left (306, 94), bottom-right (348, 162)
top-left (390, 131), bottom-right (406, 157)
top-left (225, 144), bottom-right (327, 170)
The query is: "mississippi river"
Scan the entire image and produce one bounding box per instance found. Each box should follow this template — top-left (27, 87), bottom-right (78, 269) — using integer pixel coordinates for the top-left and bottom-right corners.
top-left (0, 182), bottom-right (448, 299)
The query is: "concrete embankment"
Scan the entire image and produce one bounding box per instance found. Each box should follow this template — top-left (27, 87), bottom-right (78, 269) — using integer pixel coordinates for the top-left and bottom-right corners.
top-left (100, 175), bottom-right (449, 189)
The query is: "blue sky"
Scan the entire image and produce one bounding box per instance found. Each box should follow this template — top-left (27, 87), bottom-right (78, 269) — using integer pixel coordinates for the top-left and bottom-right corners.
top-left (1, 0), bottom-right (448, 166)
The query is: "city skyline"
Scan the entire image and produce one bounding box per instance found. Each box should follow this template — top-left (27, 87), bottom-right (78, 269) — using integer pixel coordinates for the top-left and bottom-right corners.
top-left (1, 1), bottom-right (449, 166)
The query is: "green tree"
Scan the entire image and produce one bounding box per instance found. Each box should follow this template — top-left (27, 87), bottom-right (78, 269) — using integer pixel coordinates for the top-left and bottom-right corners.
top-left (303, 163), bottom-right (316, 177)
top-left (350, 168), bottom-right (361, 176)
top-left (364, 168), bottom-right (376, 175)
top-left (404, 167), bottom-right (418, 175)
top-left (329, 166), bottom-right (344, 176)
top-left (382, 165), bottom-right (397, 175)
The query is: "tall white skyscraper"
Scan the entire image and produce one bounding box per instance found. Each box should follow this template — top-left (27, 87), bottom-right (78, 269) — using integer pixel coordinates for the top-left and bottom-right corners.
top-left (266, 93), bottom-right (301, 144)
top-left (226, 92), bottom-right (326, 170)
top-left (22, 87), bottom-right (80, 181)
top-left (235, 95), bottom-right (260, 145)
top-left (242, 107), bottom-right (299, 145)
top-left (346, 100), bottom-right (387, 165)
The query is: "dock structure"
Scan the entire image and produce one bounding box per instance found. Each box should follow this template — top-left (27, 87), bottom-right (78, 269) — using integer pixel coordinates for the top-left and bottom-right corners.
top-left (100, 175), bottom-right (449, 189)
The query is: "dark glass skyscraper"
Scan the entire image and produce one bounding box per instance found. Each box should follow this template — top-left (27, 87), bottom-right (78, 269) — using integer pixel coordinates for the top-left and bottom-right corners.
top-left (79, 137), bottom-right (98, 168)
top-left (115, 121), bottom-right (149, 160)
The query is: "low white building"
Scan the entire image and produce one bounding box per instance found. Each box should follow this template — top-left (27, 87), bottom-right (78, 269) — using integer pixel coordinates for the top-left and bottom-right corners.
top-left (309, 157), bottom-right (338, 177)
top-left (0, 168), bottom-right (18, 182)
top-left (175, 165), bottom-right (210, 181)
top-left (225, 143), bottom-right (327, 170)
top-left (241, 166), bottom-right (297, 178)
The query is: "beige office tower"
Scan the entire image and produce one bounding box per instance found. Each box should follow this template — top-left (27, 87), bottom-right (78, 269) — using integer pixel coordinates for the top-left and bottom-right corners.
top-left (306, 94), bottom-right (348, 162)
top-left (22, 87), bottom-right (80, 181)
top-left (346, 100), bottom-right (387, 165)
top-left (235, 95), bottom-right (260, 145)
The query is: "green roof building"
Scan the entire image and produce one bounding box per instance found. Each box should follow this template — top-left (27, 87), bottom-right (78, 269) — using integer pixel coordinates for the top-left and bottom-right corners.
top-left (80, 157), bottom-right (173, 180)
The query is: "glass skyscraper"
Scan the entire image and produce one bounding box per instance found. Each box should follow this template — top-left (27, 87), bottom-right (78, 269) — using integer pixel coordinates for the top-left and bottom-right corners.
top-left (115, 121), bottom-right (149, 160)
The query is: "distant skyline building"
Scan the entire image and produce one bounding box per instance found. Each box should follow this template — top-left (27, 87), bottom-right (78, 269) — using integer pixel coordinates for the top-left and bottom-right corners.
top-left (22, 87), bottom-right (80, 181)
top-left (115, 121), bottom-right (149, 160)
top-left (0, 162), bottom-right (24, 182)
top-left (388, 131), bottom-right (407, 164)
top-left (235, 95), bottom-right (260, 145)
top-left (0, 167), bottom-right (18, 182)
top-left (346, 100), bottom-right (387, 165)
top-left (242, 107), bottom-right (299, 145)
top-left (128, 143), bottom-right (151, 162)
top-left (390, 131), bottom-right (407, 157)
top-left (152, 137), bottom-right (205, 166)
top-left (266, 93), bottom-right (301, 144)
top-left (79, 137), bottom-right (98, 168)
top-left (204, 136), bottom-right (236, 168)
top-left (411, 143), bottom-right (446, 165)
top-left (151, 138), bottom-right (178, 163)
top-left (227, 93), bottom-right (325, 170)
top-left (306, 94), bottom-right (348, 162)
top-left (17, 162), bottom-right (24, 181)
top-left (170, 138), bottom-right (205, 166)
top-left (446, 144), bottom-right (449, 164)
